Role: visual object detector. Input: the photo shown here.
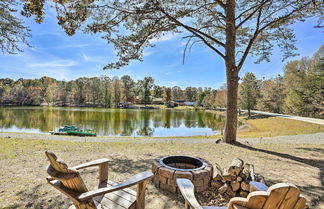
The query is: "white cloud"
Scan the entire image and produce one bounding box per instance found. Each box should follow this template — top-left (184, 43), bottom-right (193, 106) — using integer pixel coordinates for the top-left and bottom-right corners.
top-left (151, 33), bottom-right (177, 43)
top-left (32, 68), bottom-right (72, 80)
top-left (143, 50), bottom-right (156, 57)
top-left (81, 52), bottom-right (108, 63)
top-left (39, 43), bottom-right (99, 50)
top-left (29, 60), bottom-right (77, 68)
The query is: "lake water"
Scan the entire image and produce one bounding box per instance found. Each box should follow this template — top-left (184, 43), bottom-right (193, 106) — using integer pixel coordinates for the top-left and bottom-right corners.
top-left (0, 107), bottom-right (226, 137)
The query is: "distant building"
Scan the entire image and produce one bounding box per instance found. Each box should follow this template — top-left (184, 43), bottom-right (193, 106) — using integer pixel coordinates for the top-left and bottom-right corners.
top-left (174, 100), bottom-right (185, 106)
top-left (152, 98), bottom-right (163, 105)
top-left (184, 101), bottom-right (196, 106)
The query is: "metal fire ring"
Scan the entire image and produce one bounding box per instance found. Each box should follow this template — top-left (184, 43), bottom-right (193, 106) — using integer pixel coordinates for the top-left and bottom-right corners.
top-left (159, 155), bottom-right (206, 171)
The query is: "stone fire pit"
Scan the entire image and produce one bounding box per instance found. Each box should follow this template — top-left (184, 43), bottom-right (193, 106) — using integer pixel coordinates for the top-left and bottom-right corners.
top-left (152, 156), bottom-right (213, 193)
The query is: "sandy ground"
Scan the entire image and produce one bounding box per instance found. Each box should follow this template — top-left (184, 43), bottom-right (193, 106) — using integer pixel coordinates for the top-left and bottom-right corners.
top-left (0, 133), bottom-right (323, 209)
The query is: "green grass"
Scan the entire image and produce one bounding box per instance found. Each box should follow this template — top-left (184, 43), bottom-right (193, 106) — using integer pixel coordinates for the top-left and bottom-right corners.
top-left (237, 117), bottom-right (324, 138)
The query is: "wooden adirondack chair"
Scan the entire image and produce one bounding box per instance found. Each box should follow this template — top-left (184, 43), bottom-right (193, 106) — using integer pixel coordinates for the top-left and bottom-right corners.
top-left (176, 178), bottom-right (307, 209)
top-left (45, 151), bottom-right (153, 209)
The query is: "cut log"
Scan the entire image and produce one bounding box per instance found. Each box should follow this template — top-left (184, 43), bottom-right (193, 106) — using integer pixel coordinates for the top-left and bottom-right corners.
top-left (222, 169), bottom-right (232, 182)
top-left (218, 183), bottom-right (229, 194)
top-left (249, 164), bottom-right (255, 181)
top-left (226, 187), bottom-right (236, 197)
top-left (211, 180), bottom-right (223, 189)
top-left (213, 163), bottom-right (223, 177)
top-left (241, 181), bottom-right (250, 191)
top-left (236, 176), bottom-right (243, 182)
top-left (241, 163), bottom-right (251, 180)
top-left (228, 158), bottom-right (243, 176)
top-left (239, 191), bottom-right (249, 198)
top-left (213, 163), bottom-right (223, 181)
top-left (231, 180), bottom-right (240, 192)
top-left (214, 174), bottom-right (223, 182)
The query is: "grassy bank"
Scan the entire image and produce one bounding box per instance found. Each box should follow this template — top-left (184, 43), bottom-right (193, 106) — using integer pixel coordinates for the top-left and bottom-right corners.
top-left (0, 137), bottom-right (323, 209)
top-left (237, 116), bottom-right (324, 138)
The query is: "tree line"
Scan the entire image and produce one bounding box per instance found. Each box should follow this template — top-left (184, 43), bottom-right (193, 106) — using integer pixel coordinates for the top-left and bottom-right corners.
top-left (238, 46), bottom-right (323, 119)
top-left (1, 47), bottom-right (322, 118)
top-left (0, 75), bottom-right (212, 108)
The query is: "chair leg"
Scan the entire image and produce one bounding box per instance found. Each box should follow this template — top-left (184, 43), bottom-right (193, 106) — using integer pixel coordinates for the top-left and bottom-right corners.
top-left (99, 162), bottom-right (108, 187)
top-left (185, 201), bottom-right (190, 209)
top-left (136, 180), bottom-right (149, 209)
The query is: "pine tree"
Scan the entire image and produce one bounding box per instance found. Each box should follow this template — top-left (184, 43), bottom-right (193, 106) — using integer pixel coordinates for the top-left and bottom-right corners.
top-left (239, 73), bottom-right (260, 117)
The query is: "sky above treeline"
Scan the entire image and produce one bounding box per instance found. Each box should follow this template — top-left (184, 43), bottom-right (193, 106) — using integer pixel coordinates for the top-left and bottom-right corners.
top-left (1, 4), bottom-right (323, 89)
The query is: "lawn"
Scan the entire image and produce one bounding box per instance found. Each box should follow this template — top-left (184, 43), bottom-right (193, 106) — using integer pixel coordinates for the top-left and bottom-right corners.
top-left (0, 137), bottom-right (323, 209)
top-left (237, 116), bottom-right (324, 138)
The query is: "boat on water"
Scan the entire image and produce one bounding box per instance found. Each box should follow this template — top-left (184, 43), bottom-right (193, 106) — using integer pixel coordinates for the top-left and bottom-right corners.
top-left (50, 125), bottom-right (97, 137)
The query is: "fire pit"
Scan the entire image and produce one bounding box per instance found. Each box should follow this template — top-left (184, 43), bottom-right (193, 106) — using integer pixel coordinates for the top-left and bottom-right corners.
top-left (152, 156), bottom-right (213, 193)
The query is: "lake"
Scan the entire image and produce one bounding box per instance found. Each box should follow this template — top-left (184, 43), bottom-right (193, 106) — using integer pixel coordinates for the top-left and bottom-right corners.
top-left (0, 107), bottom-right (225, 137)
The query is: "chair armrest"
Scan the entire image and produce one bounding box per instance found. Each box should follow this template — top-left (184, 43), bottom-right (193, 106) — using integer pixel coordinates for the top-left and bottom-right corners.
top-left (78, 171), bottom-right (153, 201)
top-left (176, 178), bottom-right (204, 209)
top-left (233, 204), bottom-right (249, 209)
top-left (73, 158), bottom-right (110, 170)
top-left (250, 181), bottom-right (268, 192)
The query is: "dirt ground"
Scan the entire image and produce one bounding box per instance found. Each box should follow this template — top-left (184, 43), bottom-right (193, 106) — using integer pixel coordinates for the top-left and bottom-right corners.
top-left (0, 137), bottom-right (323, 209)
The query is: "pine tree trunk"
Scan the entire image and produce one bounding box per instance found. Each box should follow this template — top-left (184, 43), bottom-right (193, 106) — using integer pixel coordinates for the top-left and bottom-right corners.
top-left (224, 68), bottom-right (239, 144)
top-left (248, 108), bottom-right (251, 118)
top-left (223, 0), bottom-right (238, 144)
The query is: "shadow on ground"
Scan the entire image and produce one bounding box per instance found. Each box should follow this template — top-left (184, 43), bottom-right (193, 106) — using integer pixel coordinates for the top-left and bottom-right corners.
top-left (5, 185), bottom-right (67, 209)
top-left (240, 113), bottom-right (274, 120)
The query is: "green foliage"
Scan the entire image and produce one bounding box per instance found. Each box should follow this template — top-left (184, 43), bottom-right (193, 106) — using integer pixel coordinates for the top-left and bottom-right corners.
top-left (239, 72), bottom-right (260, 116)
top-left (121, 75), bottom-right (135, 102)
top-left (153, 85), bottom-right (163, 98)
top-left (138, 77), bottom-right (154, 106)
top-left (171, 86), bottom-right (183, 101)
top-left (283, 46), bottom-right (324, 117)
top-left (257, 77), bottom-right (286, 113)
top-left (162, 87), bottom-right (171, 104)
top-left (184, 87), bottom-right (197, 102)
top-left (0, 0), bottom-right (31, 54)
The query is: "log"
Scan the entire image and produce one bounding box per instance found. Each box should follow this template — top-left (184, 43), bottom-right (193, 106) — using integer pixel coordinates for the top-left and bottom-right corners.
top-left (231, 180), bottom-right (240, 192)
top-left (218, 183), bottom-right (229, 194)
top-left (239, 191), bottom-right (249, 198)
top-left (249, 164), bottom-right (255, 181)
top-left (228, 158), bottom-right (243, 176)
top-left (236, 176), bottom-right (243, 182)
top-left (226, 187), bottom-right (236, 197)
top-left (213, 163), bottom-right (223, 177)
top-left (241, 181), bottom-right (250, 191)
top-left (214, 174), bottom-right (223, 182)
top-left (211, 180), bottom-right (223, 189)
top-left (241, 163), bottom-right (251, 180)
top-left (222, 169), bottom-right (232, 182)
top-left (213, 163), bottom-right (223, 181)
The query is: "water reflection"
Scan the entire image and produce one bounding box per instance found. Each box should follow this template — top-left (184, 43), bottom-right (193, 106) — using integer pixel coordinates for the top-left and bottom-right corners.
top-left (0, 107), bottom-right (226, 137)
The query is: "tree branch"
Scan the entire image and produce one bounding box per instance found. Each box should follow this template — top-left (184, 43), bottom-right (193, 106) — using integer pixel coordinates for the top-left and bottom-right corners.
top-left (236, 0), bottom-right (271, 29)
top-left (159, 8), bottom-right (225, 58)
top-left (237, 1), bottom-right (313, 71)
top-left (215, 0), bottom-right (226, 9)
top-left (237, 7), bottom-right (262, 70)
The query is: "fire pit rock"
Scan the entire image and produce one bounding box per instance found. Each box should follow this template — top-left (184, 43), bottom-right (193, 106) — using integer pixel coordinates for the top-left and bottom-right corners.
top-left (152, 156), bottom-right (213, 193)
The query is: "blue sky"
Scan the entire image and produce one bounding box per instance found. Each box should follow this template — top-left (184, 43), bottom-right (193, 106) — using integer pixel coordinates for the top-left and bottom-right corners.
top-left (0, 5), bottom-right (323, 89)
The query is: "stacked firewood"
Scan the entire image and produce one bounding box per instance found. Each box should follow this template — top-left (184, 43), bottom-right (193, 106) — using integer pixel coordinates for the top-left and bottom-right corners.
top-left (211, 158), bottom-right (265, 198)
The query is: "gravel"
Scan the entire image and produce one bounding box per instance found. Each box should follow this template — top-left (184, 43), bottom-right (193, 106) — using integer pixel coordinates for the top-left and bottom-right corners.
top-left (0, 132), bottom-right (323, 144)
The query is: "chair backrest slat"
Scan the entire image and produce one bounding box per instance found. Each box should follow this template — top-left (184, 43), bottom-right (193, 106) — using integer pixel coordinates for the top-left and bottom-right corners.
top-left (262, 183), bottom-right (290, 209)
top-left (278, 185), bottom-right (300, 209)
top-left (293, 196), bottom-right (306, 209)
top-left (245, 191), bottom-right (268, 209)
top-left (228, 183), bottom-right (306, 209)
top-left (45, 151), bottom-right (88, 193)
